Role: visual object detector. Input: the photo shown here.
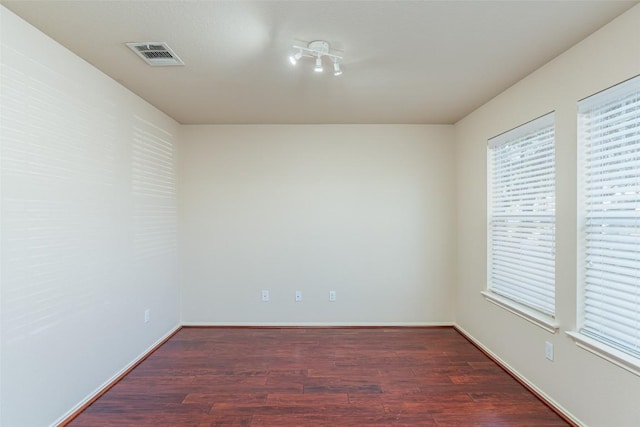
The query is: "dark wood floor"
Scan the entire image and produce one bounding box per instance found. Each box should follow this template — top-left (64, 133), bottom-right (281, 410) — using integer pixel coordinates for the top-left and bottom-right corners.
top-left (68, 327), bottom-right (571, 426)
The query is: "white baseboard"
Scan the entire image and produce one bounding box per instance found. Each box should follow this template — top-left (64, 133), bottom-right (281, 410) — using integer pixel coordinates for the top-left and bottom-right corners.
top-left (453, 324), bottom-right (583, 427)
top-left (52, 324), bottom-right (181, 427)
top-left (181, 321), bottom-right (454, 327)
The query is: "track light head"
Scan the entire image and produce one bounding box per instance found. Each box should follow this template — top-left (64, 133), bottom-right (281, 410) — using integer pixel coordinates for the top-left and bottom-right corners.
top-left (314, 56), bottom-right (323, 73)
top-left (333, 61), bottom-right (342, 76)
top-left (289, 50), bottom-right (302, 65)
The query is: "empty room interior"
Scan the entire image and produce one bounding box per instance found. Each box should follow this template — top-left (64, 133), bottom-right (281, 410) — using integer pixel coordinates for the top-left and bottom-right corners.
top-left (1, 1), bottom-right (640, 426)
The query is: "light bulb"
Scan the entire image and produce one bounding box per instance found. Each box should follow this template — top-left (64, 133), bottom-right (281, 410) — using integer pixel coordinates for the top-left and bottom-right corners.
top-left (314, 56), bottom-right (323, 72)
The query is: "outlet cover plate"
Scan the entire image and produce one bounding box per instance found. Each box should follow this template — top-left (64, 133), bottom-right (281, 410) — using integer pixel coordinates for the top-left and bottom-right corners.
top-left (295, 291), bottom-right (302, 302)
top-left (545, 341), bottom-right (554, 361)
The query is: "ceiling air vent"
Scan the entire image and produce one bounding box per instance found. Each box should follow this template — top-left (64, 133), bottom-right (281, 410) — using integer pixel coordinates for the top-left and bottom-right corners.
top-left (126, 42), bottom-right (184, 66)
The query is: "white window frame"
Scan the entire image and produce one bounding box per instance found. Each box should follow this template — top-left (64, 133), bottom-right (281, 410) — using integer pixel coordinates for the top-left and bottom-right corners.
top-left (569, 75), bottom-right (640, 376)
top-left (485, 113), bottom-right (558, 333)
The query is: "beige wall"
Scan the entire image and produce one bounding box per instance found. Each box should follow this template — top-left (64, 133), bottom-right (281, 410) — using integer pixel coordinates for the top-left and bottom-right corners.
top-left (454, 5), bottom-right (640, 426)
top-left (1, 7), bottom-right (181, 427)
top-left (179, 125), bottom-right (456, 325)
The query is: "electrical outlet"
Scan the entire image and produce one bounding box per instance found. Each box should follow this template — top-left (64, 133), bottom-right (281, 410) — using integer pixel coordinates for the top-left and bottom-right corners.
top-left (295, 291), bottom-right (302, 302)
top-left (544, 341), bottom-right (554, 361)
top-left (261, 290), bottom-right (270, 302)
top-left (329, 290), bottom-right (336, 302)
top-left (144, 309), bottom-right (150, 323)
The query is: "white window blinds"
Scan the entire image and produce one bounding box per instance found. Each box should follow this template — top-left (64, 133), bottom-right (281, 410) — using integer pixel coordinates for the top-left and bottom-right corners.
top-left (578, 76), bottom-right (640, 359)
top-left (488, 113), bottom-right (556, 316)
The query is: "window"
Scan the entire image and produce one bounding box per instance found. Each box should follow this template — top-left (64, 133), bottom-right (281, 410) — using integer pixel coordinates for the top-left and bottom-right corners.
top-left (572, 76), bottom-right (640, 370)
top-left (485, 113), bottom-right (556, 329)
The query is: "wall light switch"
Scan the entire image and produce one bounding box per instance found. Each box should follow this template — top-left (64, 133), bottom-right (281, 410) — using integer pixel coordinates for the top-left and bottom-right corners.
top-left (295, 291), bottom-right (302, 302)
top-left (144, 309), bottom-right (150, 323)
top-left (261, 290), bottom-right (270, 302)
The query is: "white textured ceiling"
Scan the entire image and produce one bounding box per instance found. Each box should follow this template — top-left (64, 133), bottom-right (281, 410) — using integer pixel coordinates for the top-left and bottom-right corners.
top-left (2, 0), bottom-right (637, 124)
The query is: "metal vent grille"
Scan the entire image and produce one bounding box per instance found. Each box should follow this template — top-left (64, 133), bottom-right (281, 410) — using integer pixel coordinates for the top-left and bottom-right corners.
top-left (126, 42), bottom-right (184, 66)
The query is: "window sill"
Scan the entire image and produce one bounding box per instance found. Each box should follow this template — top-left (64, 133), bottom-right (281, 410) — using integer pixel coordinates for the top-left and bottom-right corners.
top-left (481, 291), bottom-right (558, 334)
top-left (566, 331), bottom-right (640, 377)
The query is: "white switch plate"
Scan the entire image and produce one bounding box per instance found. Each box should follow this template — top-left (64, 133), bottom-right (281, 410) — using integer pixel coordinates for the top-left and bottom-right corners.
top-left (144, 309), bottom-right (150, 323)
top-left (545, 341), bottom-right (554, 361)
top-left (329, 290), bottom-right (336, 302)
top-left (261, 290), bottom-right (270, 302)
top-left (295, 291), bottom-right (302, 302)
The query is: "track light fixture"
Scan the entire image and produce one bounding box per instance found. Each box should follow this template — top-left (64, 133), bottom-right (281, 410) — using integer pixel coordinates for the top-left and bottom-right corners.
top-left (289, 40), bottom-right (343, 76)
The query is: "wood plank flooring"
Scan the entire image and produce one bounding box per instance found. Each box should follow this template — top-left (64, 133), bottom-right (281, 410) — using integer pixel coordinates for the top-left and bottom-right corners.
top-left (67, 327), bottom-right (571, 426)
